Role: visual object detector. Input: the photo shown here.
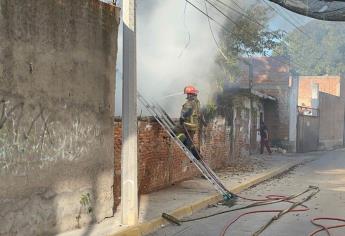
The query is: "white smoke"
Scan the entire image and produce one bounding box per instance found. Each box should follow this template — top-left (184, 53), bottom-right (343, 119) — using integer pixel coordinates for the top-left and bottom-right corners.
top-left (115, 0), bottom-right (226, 117)
top-left (105, 0), bottom-right (310, 117)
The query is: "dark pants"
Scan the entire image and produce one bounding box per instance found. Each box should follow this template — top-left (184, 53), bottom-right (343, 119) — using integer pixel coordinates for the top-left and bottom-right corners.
top-left (260, 139), bottom-right (272, 154)
top-left (174, 125), bottom-right (201, 160)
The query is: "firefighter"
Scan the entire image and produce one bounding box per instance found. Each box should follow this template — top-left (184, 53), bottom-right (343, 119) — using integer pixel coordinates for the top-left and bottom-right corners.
top-left (175, 85), bottom-right (201, 159)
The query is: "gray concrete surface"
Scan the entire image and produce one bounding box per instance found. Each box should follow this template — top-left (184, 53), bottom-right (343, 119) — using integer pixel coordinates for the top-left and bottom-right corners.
top-left (58, 152), bottom-right (314, 236)
top-left (0, 1), bottom-right (119, 235)
top-left (319, 92), bottom-right (345, 150)
top-left (149, 149), bottom-right (345, 236)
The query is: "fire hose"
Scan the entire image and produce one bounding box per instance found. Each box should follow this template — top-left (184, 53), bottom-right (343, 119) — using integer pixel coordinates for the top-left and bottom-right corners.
top-left (163, 184), bottom-right (345, 236)
top-left (163, 186), bottom-right (318, 224)
top-left (172, 126), bottom-right (345, 235)
top-left (310, 217), bottom-right (345, 236)
top-left (220, 186), bottom-right (320, 236)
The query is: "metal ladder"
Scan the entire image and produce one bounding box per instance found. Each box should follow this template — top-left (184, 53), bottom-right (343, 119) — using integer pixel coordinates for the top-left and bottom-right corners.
top-left (137, 92), bottom-right (235, 200)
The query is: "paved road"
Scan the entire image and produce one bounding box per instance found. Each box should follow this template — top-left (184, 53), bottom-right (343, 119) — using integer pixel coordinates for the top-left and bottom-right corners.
top-left (149, 149), bottom-right (345, 236)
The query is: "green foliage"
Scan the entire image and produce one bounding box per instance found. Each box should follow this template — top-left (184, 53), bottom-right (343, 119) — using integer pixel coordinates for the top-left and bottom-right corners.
top-left (76, 193), bottom-right (92, 228)
top-left (274, 21), bottom-right (345, 75)
top-left (219, 5), bottom-right (284, 57)
top-left (214, 4), bottom-right (285, 87)
top-left (80, 193), bottom-right (92, 214)
top-left (202, 101), bottom-right (218, 123)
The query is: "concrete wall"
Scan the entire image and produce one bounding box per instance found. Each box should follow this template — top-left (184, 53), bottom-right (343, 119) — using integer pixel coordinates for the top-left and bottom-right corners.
top-left (114, 117), bottom-right (232, 210)
top-left (231, 95), bottom-right (263, 158)
top-left (0, 1), bottom-right (119, 235)
top-left (319, 92), bottom-right (345, 149)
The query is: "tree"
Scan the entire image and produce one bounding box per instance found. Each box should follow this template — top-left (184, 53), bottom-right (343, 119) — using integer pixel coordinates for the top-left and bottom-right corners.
top-left (214, 4), bottom-right (284, 87)
top-left (204, 4), bottom-right (284, 121)
top-left (274, 21), bottom-right (345, 75)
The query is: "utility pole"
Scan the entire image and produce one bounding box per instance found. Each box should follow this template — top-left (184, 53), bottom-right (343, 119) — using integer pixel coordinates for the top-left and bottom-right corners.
top-left (249, 61), bottom-right (254, 92)
top-left (121, 0), bottom-right (138, 226)
top-left (289, 70), bottom-right (299, 152)
top-left (311, 83), bottom-right (319, 117)
top-left (249, 61), bottom-right (254, 155)
top-left (243, 59), bottom-right (254, 154)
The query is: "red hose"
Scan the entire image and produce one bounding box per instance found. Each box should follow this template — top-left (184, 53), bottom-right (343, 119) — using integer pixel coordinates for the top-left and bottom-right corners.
top-left (219, 195), bottom-right (310, 236)
top-left (219, 194), bottom-right (345, 236)
top-left (309, 217), bottom-right (345, 236)
top-left (237, 194), bottom-right (286, 202)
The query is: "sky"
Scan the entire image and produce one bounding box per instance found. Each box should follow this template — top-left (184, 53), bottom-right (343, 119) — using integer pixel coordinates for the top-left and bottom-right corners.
top-left (105, 0), bottom-right (312, 117)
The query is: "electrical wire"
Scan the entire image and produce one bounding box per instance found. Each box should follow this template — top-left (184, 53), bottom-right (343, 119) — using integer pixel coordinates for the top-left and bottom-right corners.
top-left (186, 0), bottom-right (307, 69)
top-left (204, 0), bottom-right (238, 26)
top-left (261, 0), bottom-right (313, 40)
top-left (261, 0), bottom-right (328, 68)
top-left (211, 0), bottom-right (314, 69)
top-left (212, 0), bottom-right (279, 33)
top-left (263, 0), bottom-right (301, 26)
top-left (206, 0), bottom-right (312, 68)
top-left (204, 0), bottom-right (234, 64)
top-left (185, 0), bottom-right (232, 35)
top-left (202, 0), bottom-right (306, 69)
top-left (178, 1), bottom-right (191, 58)
top-left (281, 6), bottom-right (306, 27)
top-left (209, 0), bottom-right (308, 69)
top-left (187, 0), bottom-right (335, 73)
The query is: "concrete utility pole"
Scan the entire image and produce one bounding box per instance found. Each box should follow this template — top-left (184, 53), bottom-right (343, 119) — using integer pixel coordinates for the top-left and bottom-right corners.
top-left (242, 58), bottom-right (254, 154)
top-left (289, 72), bottom-right (299, 152)
top-left (311, 83), bottom-right (319, 116)
top-left (121, 0), bottom-right (138, 226)
top-left (248, 61), bottom-right (254, 155)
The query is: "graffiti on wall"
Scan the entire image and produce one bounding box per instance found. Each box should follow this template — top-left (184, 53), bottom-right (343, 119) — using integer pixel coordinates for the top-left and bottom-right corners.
top-left (0, 96), bottom-right (101, 175)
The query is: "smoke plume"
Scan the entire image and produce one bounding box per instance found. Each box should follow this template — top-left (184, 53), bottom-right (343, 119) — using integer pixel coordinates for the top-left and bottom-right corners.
top-left (115, 0), bottom-right (226, 117)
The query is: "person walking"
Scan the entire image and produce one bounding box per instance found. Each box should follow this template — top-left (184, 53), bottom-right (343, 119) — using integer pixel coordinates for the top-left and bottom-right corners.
top-left (259, 121), bottom-right (272, 155)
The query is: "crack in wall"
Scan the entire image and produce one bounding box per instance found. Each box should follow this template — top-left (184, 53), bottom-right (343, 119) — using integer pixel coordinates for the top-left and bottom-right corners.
top-left (0, 96), bottom-right (102, 175)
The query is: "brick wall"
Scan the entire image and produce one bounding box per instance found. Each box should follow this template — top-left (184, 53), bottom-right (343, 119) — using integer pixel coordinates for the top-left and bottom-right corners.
top-left (240, 56), bottom-right (291, 148)
top-left (114, 117), bottom-right (231, 210)
top-left (263, 88), bottom-right (290, 147)
top-left (233, 106), bottom-right (250, 159)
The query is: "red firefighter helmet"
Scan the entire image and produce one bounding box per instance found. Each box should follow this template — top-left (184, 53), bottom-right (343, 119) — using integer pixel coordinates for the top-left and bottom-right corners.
top-left (184, 86), bottom-right (199, 95)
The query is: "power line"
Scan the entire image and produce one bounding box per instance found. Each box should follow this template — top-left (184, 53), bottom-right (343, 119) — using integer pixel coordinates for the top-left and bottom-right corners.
top-left (204, 0), bottom-right (233, 64)
top-left (190, 0), bottom-right (305, 69)
top-left (220, 0), bottom-right (311, 69)
top-left (204, 0), bottom-right (266, 82)
top-left (202, 0), bottom-right (306, 69)
top-left (185, 0), bottom-right (232, 34)
top-left (277, 5), bottom-right (305, 30)
top-left (261, 0), bottom-right (312, 39)
top-left (260, 0), bottom-right (326, 65)
top-left (205, 0), bottom-right (241, 27)
top-left (212, 0), bottom-right (267, 29)
top-left (280, 6), bottom-right (305, 27)
top-left (212, 0), bottom-right (308, 41)
top-left (201, 0), bottom-right (329, 72)
top-left (185, 0), bottom-right (306, 69)
top-left (178, 1), bottom-right (191, 58)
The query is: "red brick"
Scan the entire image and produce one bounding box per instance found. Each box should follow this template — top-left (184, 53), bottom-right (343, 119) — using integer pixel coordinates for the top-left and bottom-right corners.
top-left (113, 117), bottom-right (233, 210)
